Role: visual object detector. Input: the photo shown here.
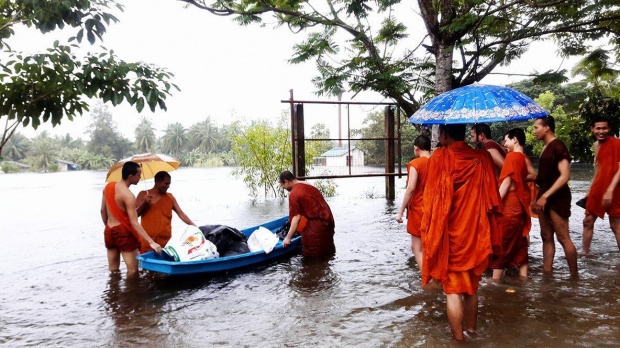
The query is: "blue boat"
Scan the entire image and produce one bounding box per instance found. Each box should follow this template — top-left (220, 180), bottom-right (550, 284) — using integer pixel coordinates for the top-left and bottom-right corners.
top-left (137, 216), bottom-right (301, 275)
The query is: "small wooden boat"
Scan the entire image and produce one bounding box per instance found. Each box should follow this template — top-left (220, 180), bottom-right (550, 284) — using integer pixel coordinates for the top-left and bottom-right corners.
top-left (137, 216), bottom-right (301, 275)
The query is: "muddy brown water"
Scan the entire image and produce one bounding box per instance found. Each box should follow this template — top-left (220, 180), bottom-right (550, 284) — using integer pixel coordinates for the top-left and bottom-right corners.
top-left (1, 166), bottom-right (619, 347)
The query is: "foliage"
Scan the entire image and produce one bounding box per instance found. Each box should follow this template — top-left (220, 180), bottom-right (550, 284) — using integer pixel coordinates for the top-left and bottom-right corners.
top-left (1, 132), bottom-right (30, 161)
top-left (188, 117), bottom-right (219, 154)
top-left (525, 91), bottom-right (580, 156)
top-left (232, 119), bottom-right (291, 198)
top-left (355, 109), bottom-right (420, 165)
top-left (0, 162), bottom-right (20, 173)
top-left (134, 117), bottom-right (157, 153)
top-left (26, 132), bottom-right (59, 172)
top-left (313, 177), bottom-right (337, 197)
top-left (0, 0), bottom-right (178, 158)
top-left (306, 123), bottom-right (333, 163)
top-left (180, 0), bottom-right (620, 117)
top-left (86, 104), bottom-right (132, 160)
top-left (162, 122), bottom-right (189, 158)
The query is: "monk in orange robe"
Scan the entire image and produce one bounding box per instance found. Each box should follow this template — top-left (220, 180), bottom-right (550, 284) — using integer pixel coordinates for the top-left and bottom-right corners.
top-left (471, 123), bottom-right (506, 176)
top-left (583, 116), bottom-right (620, 254)
top-left (491, 128), bottom-right (534, 280)
top-left (421, 124), bottom-right (502, 341)
top-left (100, 161), bottom-right (162, 276)
top-left (137, 171), bottom-right (195, 253)
top-left (396, 135), bottom-right (431, 270)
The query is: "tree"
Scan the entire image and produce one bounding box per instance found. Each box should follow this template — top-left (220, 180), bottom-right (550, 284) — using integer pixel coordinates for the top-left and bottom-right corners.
top-left (0, 1), bottom-right (179, 157)
top-left (86, 104), bottom-right (132, 160)
top-left (179, 0), bottom-right (619, 119)
top-left (231, 119), bottom-right (291, 198)
top-left (306, 123), bottom-right (333, 162)
top-left (1, 132), bottom-right (30, 161)
top-left (162, 122), bottom-right (189, 157)
top-left (134, 117), bottom-right (157, 153)
top-left (188, 117), bottom-right (219, 154)
top-left (27, 132), bottom-right (59, 172)
top-left (355, 110), bottom-right (419, 165)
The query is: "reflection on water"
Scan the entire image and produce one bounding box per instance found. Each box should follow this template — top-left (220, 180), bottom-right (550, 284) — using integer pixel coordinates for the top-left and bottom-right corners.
top-left (1, 166), bottom-right (620, 346)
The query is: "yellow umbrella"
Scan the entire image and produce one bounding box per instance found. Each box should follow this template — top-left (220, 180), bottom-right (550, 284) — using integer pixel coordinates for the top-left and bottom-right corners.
top-left (105, 153), bottom-right (181, 183)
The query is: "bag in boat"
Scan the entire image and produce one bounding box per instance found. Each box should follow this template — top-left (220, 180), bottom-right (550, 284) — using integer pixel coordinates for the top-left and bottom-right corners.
top-left (199, 224), bottom-right (247, 254)
top-left (220, 241), bottom-right (251, 257)
top-left (247, 226), bottom-right (279, 254)
top-left (275, 221), bottom-right (300, 240)
top-left (163, 225), bottom-right (219, 262)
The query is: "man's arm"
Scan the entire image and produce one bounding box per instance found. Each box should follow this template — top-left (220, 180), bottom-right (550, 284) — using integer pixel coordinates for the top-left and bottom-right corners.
top-left (534, 158), bottom-right (570, 212)
top-left (171, 195), bottom-right (196, 226)
top-left (524, 156), bottom-right (537, 182)
top-left (123, 192), bottom-right (162, 253)
top-left (396, 169), bottom-right (418, 223)
top-left (100, 192), bottom-right (108, 225)
top-left (498, 176), bottom-right (512, 199)
top-left (135, 190), bottom-right (152, 216)
top-left (487, 148), bottom-right (505, 170)
top-left (283, 214), bottom-right (301, 248)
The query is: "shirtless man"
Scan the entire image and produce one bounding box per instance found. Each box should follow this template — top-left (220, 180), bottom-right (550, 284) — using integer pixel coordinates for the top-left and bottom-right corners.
top-left (101, 161), bottom-right (162, 276)
top-left (471, 123), bottom-right (506, 176)
top-left (582, 116), bottom-right (620, 254)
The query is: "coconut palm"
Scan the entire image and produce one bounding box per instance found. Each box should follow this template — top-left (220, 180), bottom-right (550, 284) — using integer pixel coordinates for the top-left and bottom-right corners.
top-left (161, 122), bottom-right (188, 157)
top-left (134, 117), bottom-right (157, 153)
top-left (29, 137), bottom-right (59, 172)
top-left (188, 117), bottom-right (218, 154)
top-left (571, 48), bottom-right (620, 96)
top-left (2, 132), bottom-right (30, 161)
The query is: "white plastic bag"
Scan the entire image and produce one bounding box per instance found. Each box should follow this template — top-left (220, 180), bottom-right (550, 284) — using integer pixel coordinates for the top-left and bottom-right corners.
top-left (247, 226), bottom-right (279, 254)
top-left (163, 225), bottom-right (219, 262)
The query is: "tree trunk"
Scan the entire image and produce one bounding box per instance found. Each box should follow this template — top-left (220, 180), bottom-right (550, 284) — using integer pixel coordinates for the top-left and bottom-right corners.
top-left (431, 42), bottom-right (455, 146)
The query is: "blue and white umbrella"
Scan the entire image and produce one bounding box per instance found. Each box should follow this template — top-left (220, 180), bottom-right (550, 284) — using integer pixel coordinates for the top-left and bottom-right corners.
top-left (409, 83), bottom-right (549, 125)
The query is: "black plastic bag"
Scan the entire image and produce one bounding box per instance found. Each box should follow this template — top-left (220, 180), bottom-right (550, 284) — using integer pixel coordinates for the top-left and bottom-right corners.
top-left (220, 241), bottom-right (251, 257)
top-left (199, 225), bottom-right (247, 254)
top-left (576, 197), bottom-right (587, 209)
top-left (275, 221), bottom-right (300, 240)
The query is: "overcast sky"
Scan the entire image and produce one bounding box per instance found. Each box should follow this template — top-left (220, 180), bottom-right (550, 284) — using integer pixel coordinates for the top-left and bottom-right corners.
top-left (15, 0), bottom-right (581, 140)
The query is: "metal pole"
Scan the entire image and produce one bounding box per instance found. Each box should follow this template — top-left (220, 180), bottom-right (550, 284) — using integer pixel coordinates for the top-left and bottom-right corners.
top-left (385, 106), bottom-right (395, 200)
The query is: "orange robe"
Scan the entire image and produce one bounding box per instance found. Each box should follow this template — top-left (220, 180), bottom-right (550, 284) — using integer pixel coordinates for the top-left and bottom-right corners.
top-left (586, 137), bottom-right (620, 218)
top-left (140, 193), bottom-right (174, 253)
top-left (289, 183), bottom-right (336, 257)
top-left (491, 152), bottom-right (531, 269)
top-left (405, 157), bottom-right (429, 237)
top-left (103, 182), bottom-right (141, 250)
top-left (421, 141), bottom-right (502, 294)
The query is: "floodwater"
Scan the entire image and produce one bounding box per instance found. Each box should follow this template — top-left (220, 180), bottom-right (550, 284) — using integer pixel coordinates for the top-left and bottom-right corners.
top-left (1, 166), bottom-right (620, 347)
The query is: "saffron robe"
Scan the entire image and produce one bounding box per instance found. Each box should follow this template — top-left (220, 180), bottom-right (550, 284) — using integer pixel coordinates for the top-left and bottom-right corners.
top-left (288, 183), bottom-right (336, 257)
top-left (103, 182), bottom-right (140, 249)
top-left (586, 137), bottom-right (620, 218)
top-left (484, 141), bottom-right (507, 158)
top-left (421, 142), bottom-right (502, 294)
top-left (140, 193), bottom-right (174, 253)
top-left (536, 139), bottom-right (572, 218)
top-left (405, 157), bottom-right (429, 237)
top-left (491, 152), bottom-right (531, 269)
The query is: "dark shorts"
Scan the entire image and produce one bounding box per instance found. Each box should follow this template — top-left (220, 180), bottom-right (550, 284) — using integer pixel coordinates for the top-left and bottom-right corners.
top-left (104, 224), bottom-right (140, 252)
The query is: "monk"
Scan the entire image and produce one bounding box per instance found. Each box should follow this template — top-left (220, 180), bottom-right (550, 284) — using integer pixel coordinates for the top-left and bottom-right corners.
top-left (100, 161), bottom-right (162, 276)
top-left (395, 134), bottom-right (431, 269)
top-left (471, 123), bottom-right (506, 176)
top-left (532, 116), bottom-right (578, 277)
top-left (421, 124), bottom-right (502, 340)
top-left (136, 171), bottom-right (196, 253)
top-left (491, 128), bottom-right (536, 280)
top-left (279, 170), bottom-right (336, 257)
top-left (582, 116), bottom-right (620, 254)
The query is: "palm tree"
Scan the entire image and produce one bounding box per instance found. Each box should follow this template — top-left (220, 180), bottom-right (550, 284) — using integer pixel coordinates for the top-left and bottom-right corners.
top-left (134, 117), bottom-right (157, 153)
top-left (162, 122), bottom-right (188, 157)
top-left (571, 48), bottom-right (620, 96)
top-left (2, 132), bottom-right (30, 161)
top-left (29, 137), bottom-right (59, 172)
top-left (188, 117), bottom-right (218, 154)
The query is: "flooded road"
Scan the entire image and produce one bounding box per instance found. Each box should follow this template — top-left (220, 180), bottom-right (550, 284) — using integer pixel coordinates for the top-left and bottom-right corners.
top-left (1, 167), bottom-right (619, 347)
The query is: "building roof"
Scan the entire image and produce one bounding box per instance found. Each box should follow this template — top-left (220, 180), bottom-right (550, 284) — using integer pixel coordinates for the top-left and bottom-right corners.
top-left (320, 146), bottom-right (358, 157)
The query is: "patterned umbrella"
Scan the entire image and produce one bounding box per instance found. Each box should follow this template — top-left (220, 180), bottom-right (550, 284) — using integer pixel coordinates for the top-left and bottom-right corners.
top-left (409, 83), bottom-right (548, 125)
top-left (105, 153), bottom-right (181, 183)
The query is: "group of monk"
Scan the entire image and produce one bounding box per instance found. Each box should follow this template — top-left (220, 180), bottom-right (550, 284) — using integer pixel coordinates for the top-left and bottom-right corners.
top-left (396, 115), bottom-right (620, 340)
top-left (100, 163), bottom-right (195, 277)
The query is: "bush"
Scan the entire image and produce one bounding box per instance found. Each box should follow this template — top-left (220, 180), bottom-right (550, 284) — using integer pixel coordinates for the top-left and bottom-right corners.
top-left (0, 162), bottom-right (20, 173)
